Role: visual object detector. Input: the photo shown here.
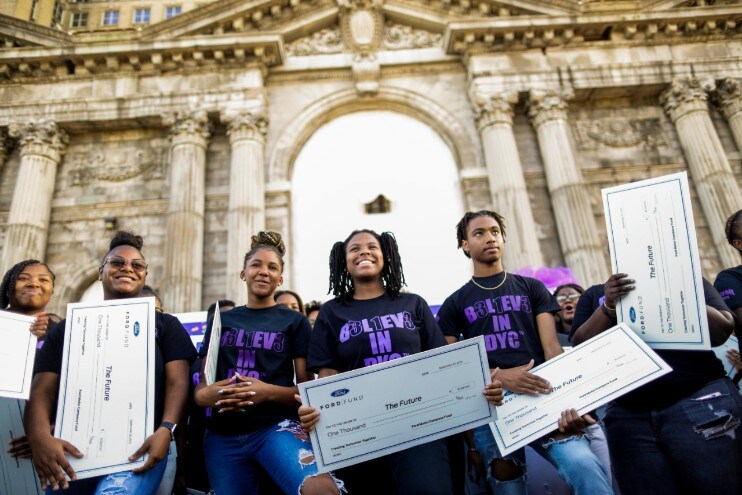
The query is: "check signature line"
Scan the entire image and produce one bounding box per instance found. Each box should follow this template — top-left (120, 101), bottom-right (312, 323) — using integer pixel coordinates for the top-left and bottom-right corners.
top-left (429, 361), bottom-right (472, 374)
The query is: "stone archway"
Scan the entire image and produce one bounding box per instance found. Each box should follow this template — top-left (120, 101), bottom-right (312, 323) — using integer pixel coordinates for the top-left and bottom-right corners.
top-left (266, 86), bottom-right (488, 286)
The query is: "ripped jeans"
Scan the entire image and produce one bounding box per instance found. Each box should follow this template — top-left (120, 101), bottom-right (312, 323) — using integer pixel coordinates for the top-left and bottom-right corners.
top-left (204, 419), bottom-right (341, 495)
top-left (472, 424), bottom-right (613, 495)
top-left (604, 377), bottom-right (742, 495)
top-left (45, 456), bottom-right (167, 495)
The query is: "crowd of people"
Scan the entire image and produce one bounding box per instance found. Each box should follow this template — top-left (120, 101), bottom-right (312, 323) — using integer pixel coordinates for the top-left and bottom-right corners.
top-left (2, 207), bottom-right (741, 495)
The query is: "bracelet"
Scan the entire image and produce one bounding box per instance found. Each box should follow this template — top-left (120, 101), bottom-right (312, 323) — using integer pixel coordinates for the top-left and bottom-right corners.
top-left (603, 300), bottom-right (616, 311)
top-left (468, 447), bottom-right (479, 453)
top-left (601, 302), bottom-right (616, 318)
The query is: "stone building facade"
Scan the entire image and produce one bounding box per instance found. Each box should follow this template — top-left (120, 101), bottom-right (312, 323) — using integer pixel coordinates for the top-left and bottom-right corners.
top-left (0, 0), bottom-right (740, 316)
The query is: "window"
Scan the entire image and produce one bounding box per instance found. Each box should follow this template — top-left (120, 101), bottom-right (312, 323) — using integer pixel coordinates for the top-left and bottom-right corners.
top-left (52, 0), bottom-right (63, 24)
top-left (70, 12), bottom-right (88, 27)
top-left (29, 0), bottom-right (39, 21)
top-left (165, 6), bottom-right (181, 19)
top-left (103, 10), bottom-right (119, 26)
top-left (133, 8), bottom-right (151, 24)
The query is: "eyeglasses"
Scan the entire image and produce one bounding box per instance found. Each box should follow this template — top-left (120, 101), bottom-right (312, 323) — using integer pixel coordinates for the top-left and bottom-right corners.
top-left (556, 293), bottom-right (581, 303)
top-left (104, 256), bottom-right (148, 272)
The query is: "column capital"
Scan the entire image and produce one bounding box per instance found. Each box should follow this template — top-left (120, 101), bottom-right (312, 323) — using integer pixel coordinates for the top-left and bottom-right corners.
top-left (470, 90), bottom-right (518, 130)
top-left (659, 77), bottom-right (715, 122)
top-left (714, 77), bottom-right (742, 121)
top-left (221, 110), bottom-right (268, 144)
top-left (527, 88), bottom-right (573, 128)
top-left (162, 110), bottom-right (211, 146)
top-left (8, 120), bottom-right (68, 161)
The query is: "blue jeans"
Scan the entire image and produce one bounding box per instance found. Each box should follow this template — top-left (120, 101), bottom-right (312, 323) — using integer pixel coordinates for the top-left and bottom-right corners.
top-left (472, 423), bottom-right (613, 495)
top-left (46, 457), bottom-right (168, 495)
top-left (155, 440), bottom-right (176, 495)
top-left (204, 419), bottom-right (339, 495)
top-left (604, 377), bottom-right (742, 495)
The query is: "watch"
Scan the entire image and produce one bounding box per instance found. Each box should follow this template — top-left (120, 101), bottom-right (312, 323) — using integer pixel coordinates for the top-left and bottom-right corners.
top-left (159, 421), bottom-right (177, 440)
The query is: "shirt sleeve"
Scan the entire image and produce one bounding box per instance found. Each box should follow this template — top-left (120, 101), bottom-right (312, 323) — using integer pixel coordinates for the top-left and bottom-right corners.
top-left (530, 279), bottom-right (561, 315)
top-left (416, 296), bottom-right (446, 351)
top-left (291, 315), bottom-right (312, 358)
top-left (307, 306), bottom-right (342, 373)
top-left (704, 277), bottom-right (731, 313)
top-left (437, 294), bottom-right (463, 340)
top-left (713, 270), bottom-right (742, 310)
top-left (33, 319), bottom-right (65, 375)
top-left (159, 313), bottom-right (197, 364)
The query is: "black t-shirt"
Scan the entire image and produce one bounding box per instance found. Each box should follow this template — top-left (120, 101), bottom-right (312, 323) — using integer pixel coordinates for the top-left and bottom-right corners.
top-left (438, 273), bottom-right (560, 369)
top-left (198, 305), bottom-right (311, 435)
top-left (571, 279), bottom-right (729, 410)
top-left (714, 265), bottom-right (742, 311)
top-left (34, 312), bottom-right (196, 426)
top-left (308, 293), bottom-right (446, 373)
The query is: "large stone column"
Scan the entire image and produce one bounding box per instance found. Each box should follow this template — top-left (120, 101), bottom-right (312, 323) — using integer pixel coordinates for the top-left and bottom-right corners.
top-left (661, 78), bottom-right (742, 269)
top-left (471, 91), bottom-right (544, 270)
top-left (528, 89), bottom-right (608, 286)
top-left (161, 111), bottom-right (210, 313)
top-left (221, 111), bottom-right (268, 305)
top-left (1, 120), bottom-right (67, 273)
top-left (715, 78), bottom-right (742, 154)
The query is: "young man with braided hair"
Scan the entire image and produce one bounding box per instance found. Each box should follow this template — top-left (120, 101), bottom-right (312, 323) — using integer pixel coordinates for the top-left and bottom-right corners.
top-left (437, 210), bottom-right (613, 495)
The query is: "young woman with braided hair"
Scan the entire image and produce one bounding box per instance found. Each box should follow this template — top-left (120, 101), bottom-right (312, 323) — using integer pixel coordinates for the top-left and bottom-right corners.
top-left (2, 259), bottom-right (57, 460)
top-left (299, 229), bottom-right (489, 494)
top-left (195, 231), bottom-right (342, 495)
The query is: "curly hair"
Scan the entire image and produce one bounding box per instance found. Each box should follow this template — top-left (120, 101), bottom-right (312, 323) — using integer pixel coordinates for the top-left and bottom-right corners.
top-left (328, 229), bottom-right (406, 303)
top-left (103, 231), bottom-right (145, 264)
top-left (725, 209), bottom-right (742, 247)
top-left (455, 211), bottom-right (507, 258)
top-left (244, 231), bottom-right (285, 269)
top-left (0, 259), bottom-right (55, 310)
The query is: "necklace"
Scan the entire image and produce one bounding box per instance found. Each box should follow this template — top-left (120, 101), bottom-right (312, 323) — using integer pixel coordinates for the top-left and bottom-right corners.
top-left (470, 271), bottom-right (507, 291)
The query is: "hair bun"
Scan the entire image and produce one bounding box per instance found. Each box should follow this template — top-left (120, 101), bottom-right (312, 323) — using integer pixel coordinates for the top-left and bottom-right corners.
top-left (250, 231), bottom-right (285, 256)
top-left (109, 231), bottom-right (144, 251)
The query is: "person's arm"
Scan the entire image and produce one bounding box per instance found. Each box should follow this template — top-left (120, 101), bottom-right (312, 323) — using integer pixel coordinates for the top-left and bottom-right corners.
top-left (25, 372), bottom-right (83, 491)
top-left (536, 312), bottom-right (563, 361)
top-left (297, 367), bottom-right (339, 433)
top-left (130, 359), bottom-right (189, 473)
top-left (708, 306), bottom-right (735, 347)
top-left (572, 274), bottom-right (635, 345)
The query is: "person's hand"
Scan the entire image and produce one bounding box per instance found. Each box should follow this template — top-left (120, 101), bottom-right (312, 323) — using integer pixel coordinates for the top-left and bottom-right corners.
top-left (129, 427), bottom-right (170, 473)
top-left (7, 434), bottom-right (32, 458)
top-left (497, 360), bottom-right (551, 395)
top-left (295, 394), bottom-right (320, 433)
top-left (30, 312), bottom-right (52, 339)
top-left (215, 375), bottom-right (272, 412)
top-left (29, 434), bottom-right (83, 491)
top-left (603, 273), bottom-right (635, 309)
top-left (727, 349), bottom-right (742, 371)
top-left (467, 448), bottom-right (486, 482)
top-left (557, 409), bottom-right (596, 434)
top-left (484, 368), bottom-right (504, 406)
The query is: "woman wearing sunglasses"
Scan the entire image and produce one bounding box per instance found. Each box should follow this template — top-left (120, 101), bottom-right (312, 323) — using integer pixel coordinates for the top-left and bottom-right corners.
top-left (25, 231), bottom-right (196, 494)
top-left (552, 284), bottom-right (584, 347)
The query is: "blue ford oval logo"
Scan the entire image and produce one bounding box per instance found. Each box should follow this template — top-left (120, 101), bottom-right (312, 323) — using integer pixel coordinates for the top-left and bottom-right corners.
top-left (629, 307), bottom-right (636, 323)
top-left (331, 388), bottom-right (349, 397)
top-left (133, 322), bottom-right (140, 336)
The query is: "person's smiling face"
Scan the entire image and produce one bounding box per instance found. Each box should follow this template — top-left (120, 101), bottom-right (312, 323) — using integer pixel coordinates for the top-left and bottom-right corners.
top-left (345, 232), bottom-right (384, 283)
top-left (242, 248), bottom-right (283, 300)
top-left (12, 263), bottom-right (54, 313)
top-left (99, 246), bottom-right (148, 299)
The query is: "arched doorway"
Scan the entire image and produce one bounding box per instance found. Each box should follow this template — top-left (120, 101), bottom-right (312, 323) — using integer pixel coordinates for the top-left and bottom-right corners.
top-left (290, 111), bottom-right (471, 306)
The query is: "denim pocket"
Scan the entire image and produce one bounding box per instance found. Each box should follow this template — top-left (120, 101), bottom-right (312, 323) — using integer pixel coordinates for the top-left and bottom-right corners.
top-left (681, 391), bottom-right (741, 440)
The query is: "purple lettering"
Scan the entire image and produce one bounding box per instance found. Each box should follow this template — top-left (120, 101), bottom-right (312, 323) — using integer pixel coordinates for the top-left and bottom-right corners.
top-left (501, 297), bottom-right (512, 312)
top-left (464, 306), bottom-right (477, 324)
top-left (253, 331), bottom-right (263, 348)
top-left (272, 333), bottom-right (285, 352)
top-left (380, 315), bottom-right (393, 329)
top-left (507, 331), bottom-right (520, 348)
top-left (362, 319), bottom-right (374, 333)
top-left (376, 330), bottom-right (392, 353)
top-left (263, 332), bottom-right (276, 349)
top-left (389, 312), bottom-right (404, 327)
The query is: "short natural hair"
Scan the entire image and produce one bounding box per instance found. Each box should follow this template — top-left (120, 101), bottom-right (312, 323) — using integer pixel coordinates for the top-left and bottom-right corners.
top-left (455, 211), bottom-right (507, 258)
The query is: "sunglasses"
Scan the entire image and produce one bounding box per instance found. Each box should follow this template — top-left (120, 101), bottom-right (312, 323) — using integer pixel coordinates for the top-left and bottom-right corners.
top-left (105, 256), bottom-right (148, 272)
top-left (556, 293), bottom-right (581, 303)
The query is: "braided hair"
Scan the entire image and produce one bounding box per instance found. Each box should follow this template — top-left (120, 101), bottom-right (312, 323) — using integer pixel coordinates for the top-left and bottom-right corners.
top-left (0, 259), bottom-right (56, 310)
top-left (455, 210), bottom-right (507, 258)
top-left (244, 231), bottom-right (285, 269)
top-left (328, 229), bottom-right (406, 303)
top-left (725, 209), bottom-right (742, 252)
top-left (103, 231), bottom-right (145, 264)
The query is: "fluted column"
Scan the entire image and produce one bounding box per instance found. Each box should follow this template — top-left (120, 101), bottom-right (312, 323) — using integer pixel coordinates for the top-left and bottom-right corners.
top-left (471, 91), bottom-right (544, 270)
top-left (161, 111), bottom-right (210, 312)
top-left (528, 89), bottom-right (608, 286)
top-left (661, 78), bottom-right (742, 269)
top-left (0, 129), bottom-right (8, 175)
top-left (715, 78), bottom-right (742, 154)
top-left (1, 120), bottom-right (67, 273)
top-left (221, 111), bottom-right (268, 305)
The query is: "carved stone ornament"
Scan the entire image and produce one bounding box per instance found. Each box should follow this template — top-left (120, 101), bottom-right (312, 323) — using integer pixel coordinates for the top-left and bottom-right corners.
top-left (659, 78), bottom-right (715, 121)
top-left (353, 52), bottom-right (380, 95)
top-left (161, 110), bottom-right (211, 140)
top-left (573, 118), bottom-right (667, 151)
top-left (66, 148), bottom-right (166, 187)
top-left (286, 28), bottom-right (343, 56)
top-left (221, 111), bottom-right (269, 141)
top-left (8, 119), bottom-right (68, 152)
top-left (527, 88), bottom-right (574, 127)
top-left (338, 0), bottom-right (384, 52)
top-left (471, 90), bottom-right (519, 128)
top-left (383, 22), bottom-right (442, 50)
top-left (714, 78), bottom-right (742, 120)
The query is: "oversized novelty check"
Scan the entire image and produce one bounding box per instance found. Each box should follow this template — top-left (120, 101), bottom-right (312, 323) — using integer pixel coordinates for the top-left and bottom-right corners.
top-left (55, 297), bottom-right (156, 478)
top-left (0, 398), bottom-right (42, 495)
top-left (299, 337), bottom-right (497, 472)
top-left (602, 172), bottom-right (710, 350)
top-left (713, 335), bottom-right (740, 378)
top-left (490, 323), bottom-right (671, 456)
top-left (0, 310), bottom-right (37, 400)
top-left (202, 302), bottom-right (222, 385)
